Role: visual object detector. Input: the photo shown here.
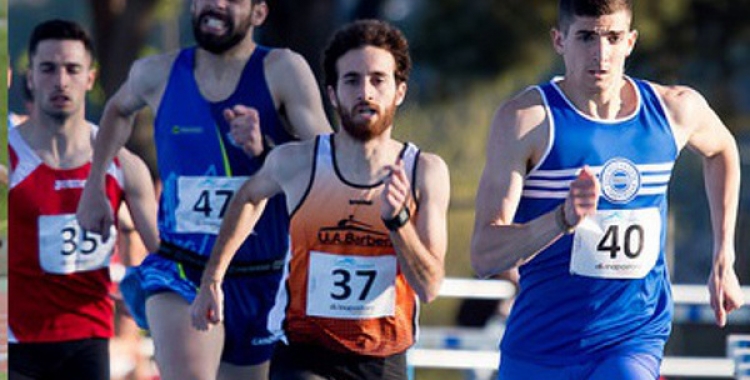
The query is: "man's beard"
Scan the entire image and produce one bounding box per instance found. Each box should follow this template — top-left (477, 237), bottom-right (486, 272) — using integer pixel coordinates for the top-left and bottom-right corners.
top-left (192, 10), bottom-right (251, 54)
top-left (337, 100), bottom-right (396, 142)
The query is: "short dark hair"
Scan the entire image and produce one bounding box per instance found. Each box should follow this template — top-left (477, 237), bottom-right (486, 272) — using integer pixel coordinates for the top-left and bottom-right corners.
top-left (323, 19), bottom-right (411, 88)
top-left (558, 0), bottom-right (634, 33)
top-left (28, 19), bottom-right (95, 63)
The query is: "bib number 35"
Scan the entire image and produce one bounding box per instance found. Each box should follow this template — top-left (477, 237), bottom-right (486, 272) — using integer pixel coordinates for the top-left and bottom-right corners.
top-left (39, 214), bottom-right (116, 274)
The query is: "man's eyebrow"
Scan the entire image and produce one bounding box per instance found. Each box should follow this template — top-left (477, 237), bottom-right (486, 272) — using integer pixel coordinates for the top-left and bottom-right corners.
top-left (575, 29), bottom-right (627, 36)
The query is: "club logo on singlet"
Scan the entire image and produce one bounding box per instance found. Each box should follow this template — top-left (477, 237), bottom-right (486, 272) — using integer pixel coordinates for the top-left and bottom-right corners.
top-left (171, 125), bottom-right (204, 134)
top-left (600, 158), bottom-right (641, 203)
top-left (317, 215), bottom-right (392, 247)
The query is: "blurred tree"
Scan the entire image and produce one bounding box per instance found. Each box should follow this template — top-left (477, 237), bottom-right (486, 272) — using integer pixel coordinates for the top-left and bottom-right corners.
top-left (410, 0), bottom-right (750, 131)
top-left (632, 0), bottom-right (750, 127)
top-left (257, 0), bottom-right (387, 117)
top-left (411, 0), bottom-right (557, 100)
top-left (88, 0), bottom-right (162, 98)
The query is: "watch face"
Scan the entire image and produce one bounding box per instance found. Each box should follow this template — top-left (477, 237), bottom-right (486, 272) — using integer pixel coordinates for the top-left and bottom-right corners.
top-left (384, 206), bottom-right (410, 231)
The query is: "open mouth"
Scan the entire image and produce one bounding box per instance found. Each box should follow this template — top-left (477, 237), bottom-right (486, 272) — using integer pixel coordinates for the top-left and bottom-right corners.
top-left (200, 13), bottom-right (229, 34)
top-left (50, 94), bottom-right (71, 106)
top-left (354, 105), bottom-right (378, 120)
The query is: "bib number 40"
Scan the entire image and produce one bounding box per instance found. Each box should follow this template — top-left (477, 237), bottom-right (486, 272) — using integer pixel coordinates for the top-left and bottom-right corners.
top-left (596, 224), bottom-right (644, 259)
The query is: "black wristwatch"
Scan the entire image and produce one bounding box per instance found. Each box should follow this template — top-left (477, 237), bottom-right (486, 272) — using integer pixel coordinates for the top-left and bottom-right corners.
top-left (382, 206), bottom-right (410, 231)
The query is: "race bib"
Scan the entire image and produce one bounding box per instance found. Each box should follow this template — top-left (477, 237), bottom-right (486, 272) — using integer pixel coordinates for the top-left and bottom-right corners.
top-left (175, 176), bottom-right (248, 234)
top-left (39, 214), bottom-right (116, 274)
top-left (570, 208), bottom-right (661, 279)
top-left (307, 251), bottom-right (397, 319)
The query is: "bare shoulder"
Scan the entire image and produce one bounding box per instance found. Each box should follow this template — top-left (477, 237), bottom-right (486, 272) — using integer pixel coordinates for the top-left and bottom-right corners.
top-left (648, 81), bottom-right (709, 125)
top-left (128, 50), bottom-right (181, 106)
top-left (494, 86), bottom-right (547, 136)
top-left (265, 137), bottom-right (318, 178)
top-left (417, 151), bottom-right (449, 178)
top-left (263, 48), bottom-right (314, 91)
top-left (488, 86), bottom-right (548, 166)
top-left (414, 150), bottom-right (450, 202)
top-left (264, 48), bottom-right (308, 74)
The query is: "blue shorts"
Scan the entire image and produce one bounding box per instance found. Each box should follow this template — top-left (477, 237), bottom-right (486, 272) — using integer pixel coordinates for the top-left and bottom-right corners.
top-left (120, 253), bottom-right (285, 366)
top-left (498, 352), bottom-right (661, 380)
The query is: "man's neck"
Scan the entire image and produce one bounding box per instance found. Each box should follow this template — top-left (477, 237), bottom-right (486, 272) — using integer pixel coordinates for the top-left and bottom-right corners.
top-left (194, 38), bottom-right (257, 102)
top-left (334, 130), bottom-right (401, 184)
top-left (21, 113), bottom-right (92, 169)
top-left (559, 76), bottom-right (635, 120)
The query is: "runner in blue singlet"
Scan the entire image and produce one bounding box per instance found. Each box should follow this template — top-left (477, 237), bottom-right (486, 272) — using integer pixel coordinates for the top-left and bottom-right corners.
top-left (471, 1), bottom-right (744, 379)
top-left (77, 1), bottom-right (332, 379)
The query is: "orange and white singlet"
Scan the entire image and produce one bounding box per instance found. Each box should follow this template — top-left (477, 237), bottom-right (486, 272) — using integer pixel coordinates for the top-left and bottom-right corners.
top-left (271, 134), bottom-right (420, 357)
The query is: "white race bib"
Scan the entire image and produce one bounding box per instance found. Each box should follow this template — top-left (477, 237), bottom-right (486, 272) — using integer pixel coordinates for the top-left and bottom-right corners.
top-left (306, 251), bottom-right (397, 319)
top-left (39, 214), bottom-right (116, 274)
top-left (570, 208), bottom-right (661, 279)
top-left (175, 176), bottom-right (248, 234)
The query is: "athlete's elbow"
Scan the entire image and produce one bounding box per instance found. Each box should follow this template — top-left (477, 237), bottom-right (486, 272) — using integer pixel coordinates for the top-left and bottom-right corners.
top-left (418, 272), bottom-right (444, 304)
top-left (471, 244), bottom-right (513, 278)
top-left (418, 286), bottom-right (440, 304)
top-left (471, 239), bottom-right (493, 278)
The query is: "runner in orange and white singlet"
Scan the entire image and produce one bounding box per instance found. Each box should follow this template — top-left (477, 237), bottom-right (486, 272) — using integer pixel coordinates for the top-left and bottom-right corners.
top-left (190, 19), bottom-right (451, 380)
top-left (280, 134), bottom-right (420, 357)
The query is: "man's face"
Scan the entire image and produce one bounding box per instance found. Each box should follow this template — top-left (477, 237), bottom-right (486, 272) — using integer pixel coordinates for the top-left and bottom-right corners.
top-left (328, 46), bottom-right (407, 141)
top-left (191, 0), bottom-right (262, 54)
top-left (553, 10), bottom-right (637, 92)
top-left (28, 39), bottom-right (94, 122)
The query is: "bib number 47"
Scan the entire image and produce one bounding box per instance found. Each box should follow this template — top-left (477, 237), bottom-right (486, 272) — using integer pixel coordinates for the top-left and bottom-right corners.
top-left (193, 189), bottom-right (234, 218)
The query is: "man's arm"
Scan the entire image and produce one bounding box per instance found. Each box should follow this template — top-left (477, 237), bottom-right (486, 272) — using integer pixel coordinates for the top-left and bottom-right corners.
top-left (470, 89), bottom-right (599, 278)
top-left (383, 154), bottom-right (450, 303)
top-left (78, 57), bottom-right (162, 239)
top-left (662, 85), bottom-right (744, 327)
top-left (224, 50), bottom-right (331, 158)
top-left (117, 148), bottom-right (160, 254)
top-left (189, 146), bottom-right (291, 330)
top-left (268, 49), bottom-right (333, 138)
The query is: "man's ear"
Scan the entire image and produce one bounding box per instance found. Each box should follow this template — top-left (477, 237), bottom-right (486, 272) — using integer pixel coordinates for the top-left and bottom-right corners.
top-left (327, 86), bottom-right (338, 109)
top-left (551, 27), bottom-right (565, 55)
top-left (626, 29), bottom-right (639, 57)
top-left (86, 67), bottom-right (97, 91)
top-left (251, 1), bottom-right (269, 26)
top-left (26, 67), bottom-right (34, 92)
top-left (395, 81), bottom-right (407, 106)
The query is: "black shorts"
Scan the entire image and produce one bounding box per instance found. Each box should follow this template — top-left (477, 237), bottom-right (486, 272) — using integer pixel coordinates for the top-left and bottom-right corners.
top-left (270, 342), bottom-right (408, 380)
top-left (9, 338), bottom-right (109, 380)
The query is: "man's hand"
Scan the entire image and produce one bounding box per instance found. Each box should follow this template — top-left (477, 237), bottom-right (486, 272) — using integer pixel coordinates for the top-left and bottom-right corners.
top-left (224, 105), bottom-right (264, 157)
top-left (708, 253), bottom-right (745, 327)
top-left (563, 166), bottom-right (601, 226)
top-left (381, 159), bottom-right (410, 220)
top-left (76, 183), bottom-right (115, 241)
top-left (190, 280), bottom-right (224, 331)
